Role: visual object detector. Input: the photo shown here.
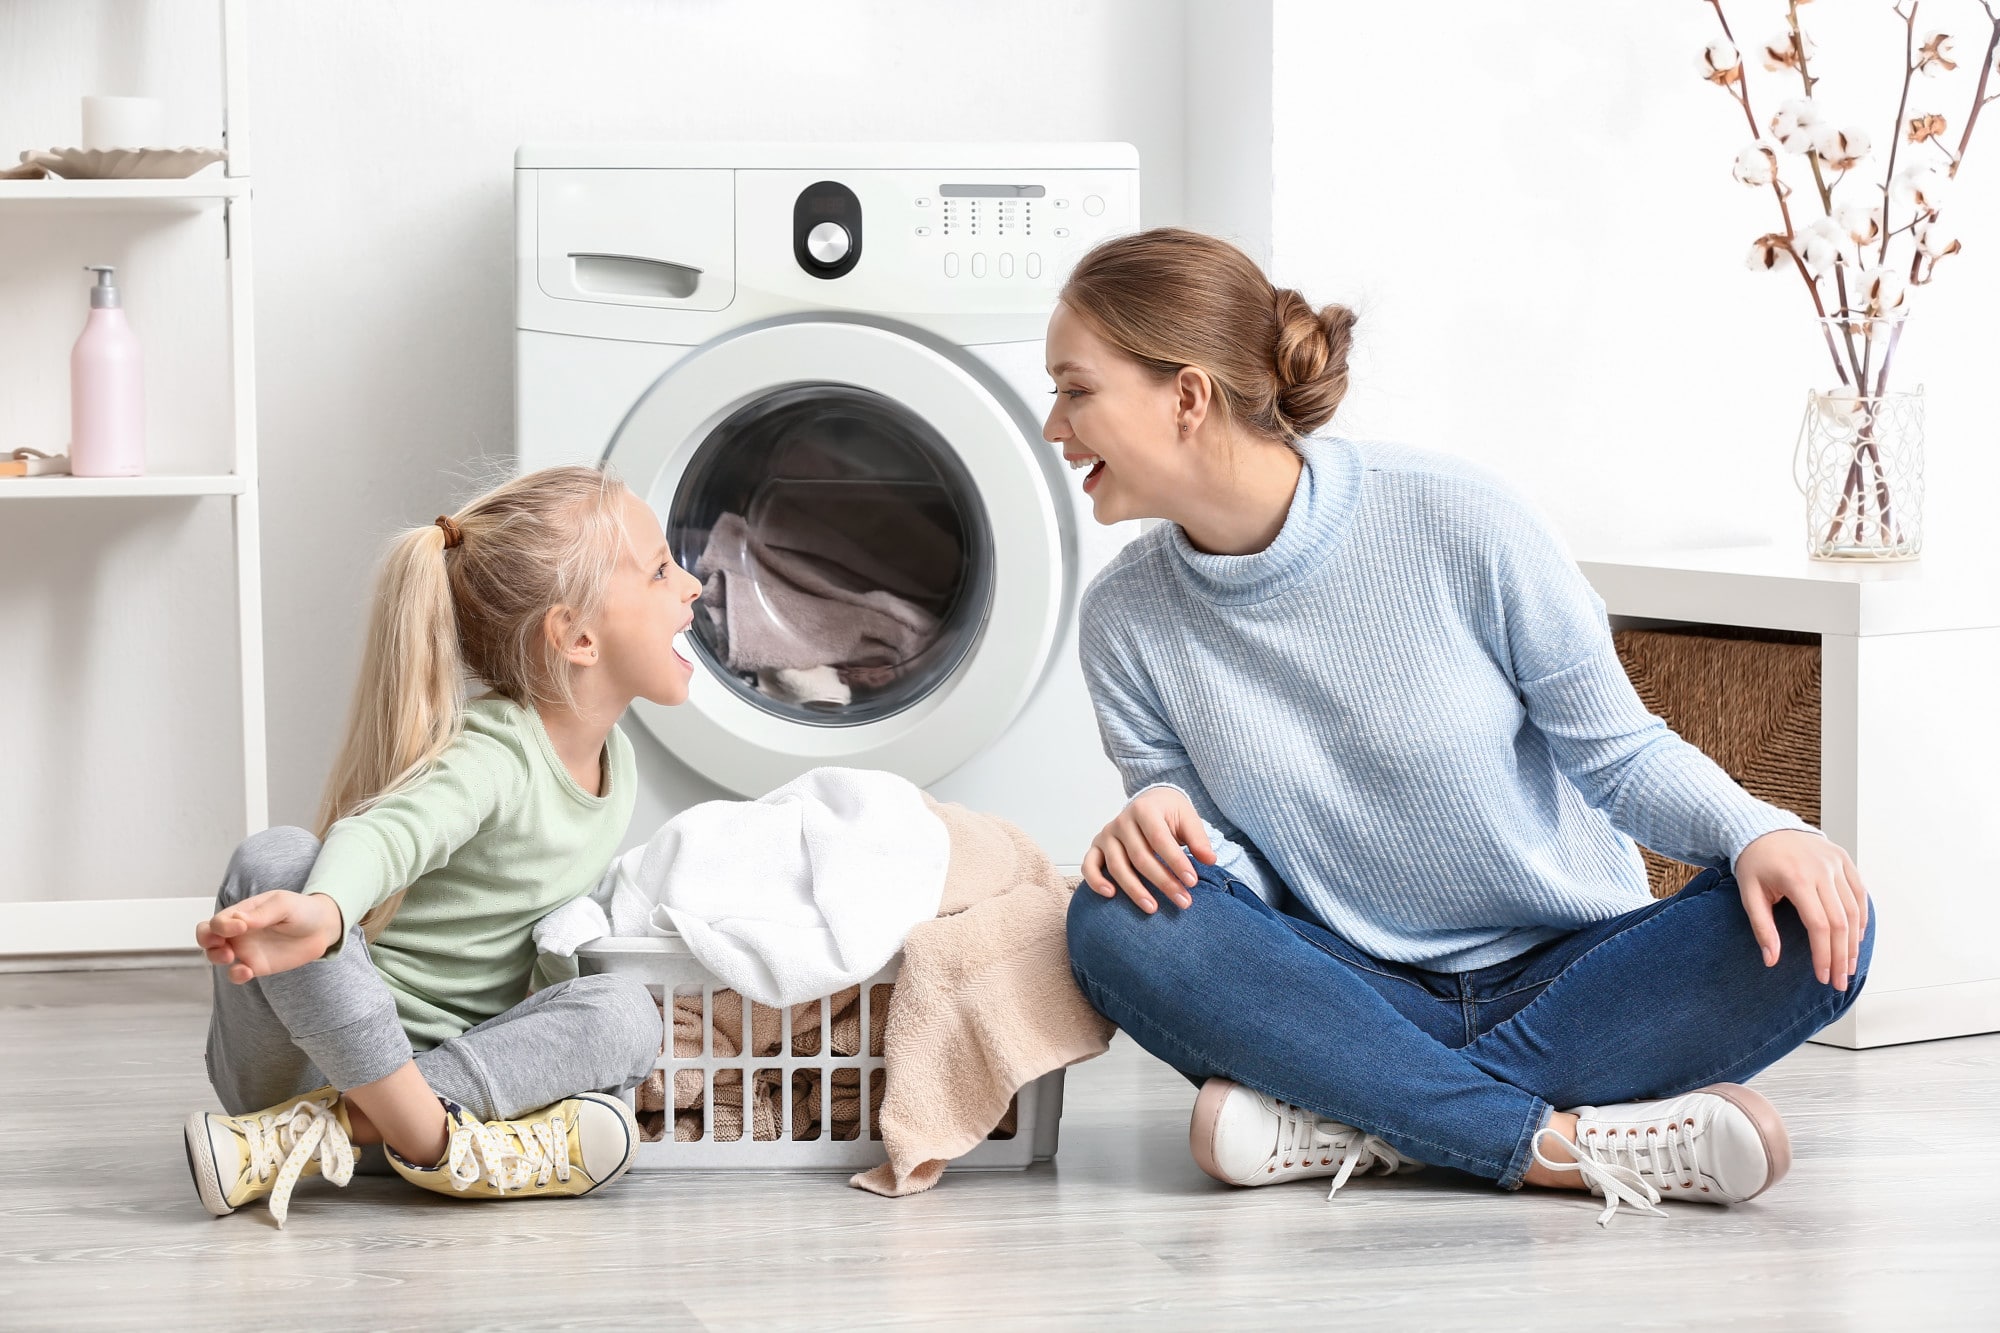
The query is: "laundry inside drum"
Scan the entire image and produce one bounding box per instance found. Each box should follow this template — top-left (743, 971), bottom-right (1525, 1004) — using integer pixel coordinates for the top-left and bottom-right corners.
top-left (666, 384), bottom-right (995, 726)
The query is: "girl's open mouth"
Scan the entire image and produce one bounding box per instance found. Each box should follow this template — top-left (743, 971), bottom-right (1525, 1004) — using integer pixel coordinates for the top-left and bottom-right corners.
top-left (672, 631), bottom-right (695, 670)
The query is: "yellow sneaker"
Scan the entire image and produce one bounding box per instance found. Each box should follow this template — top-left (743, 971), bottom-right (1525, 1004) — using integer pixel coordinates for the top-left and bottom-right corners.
top-left (184, 1086), bottom-right (356, 1226)
top-left (387, 1093), bottom-right (638, 1200)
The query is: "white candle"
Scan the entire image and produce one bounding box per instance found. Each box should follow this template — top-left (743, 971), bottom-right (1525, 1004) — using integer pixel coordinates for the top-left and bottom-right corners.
top-left (81, 96), bottom-right (165, 151)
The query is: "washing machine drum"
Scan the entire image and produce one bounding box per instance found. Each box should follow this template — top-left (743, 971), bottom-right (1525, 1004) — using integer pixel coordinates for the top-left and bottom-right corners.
top-left (607, 320), bottom-right (1065, 796)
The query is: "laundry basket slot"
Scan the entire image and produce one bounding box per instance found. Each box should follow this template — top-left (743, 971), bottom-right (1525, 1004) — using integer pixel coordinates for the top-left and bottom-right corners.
top-left (576, 935), bottom-right (1064, 1171)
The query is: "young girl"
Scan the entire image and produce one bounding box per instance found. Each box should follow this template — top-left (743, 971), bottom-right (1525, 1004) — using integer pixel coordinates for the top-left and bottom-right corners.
top-left (186, 465), bottom-right (701, 1226)
top-left (1055, 229), bottom-right (1873, 1224)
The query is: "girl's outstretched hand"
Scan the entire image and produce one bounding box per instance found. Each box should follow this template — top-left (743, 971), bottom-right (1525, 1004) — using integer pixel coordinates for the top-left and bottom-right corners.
top-left (195, 890), bottom-right (344, 984)
top-left (1083, 786), bottom-right (1217, 914)
top-left (1734, 828), bottom-right (1869, 991)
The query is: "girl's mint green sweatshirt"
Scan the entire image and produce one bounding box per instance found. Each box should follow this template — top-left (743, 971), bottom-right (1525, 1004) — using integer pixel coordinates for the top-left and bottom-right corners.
top-left (304, 696), bottom-right (634, 1049)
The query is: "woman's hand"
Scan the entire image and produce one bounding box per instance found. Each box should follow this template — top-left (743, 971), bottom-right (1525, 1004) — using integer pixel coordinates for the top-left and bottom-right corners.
top-left (1734, 829), bottom-right (1869, 991)
top-left (1083, 786), bottom-right (1218, 914)
top-left (195, 890), bottom-right (345, 984)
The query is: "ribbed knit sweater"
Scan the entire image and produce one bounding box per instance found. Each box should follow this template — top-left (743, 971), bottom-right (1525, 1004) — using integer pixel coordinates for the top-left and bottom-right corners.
top-left (1079, 435), bottom-right (1810, 972)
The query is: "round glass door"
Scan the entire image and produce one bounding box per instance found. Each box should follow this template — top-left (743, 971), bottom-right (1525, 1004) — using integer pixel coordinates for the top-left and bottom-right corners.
top-left (666, 384), bottom-right (994, 726)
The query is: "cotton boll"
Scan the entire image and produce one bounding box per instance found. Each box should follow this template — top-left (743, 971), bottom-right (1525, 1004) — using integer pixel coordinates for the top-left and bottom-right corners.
top-left (1818, 386), bottom-right (1867, 428)
top-left (1746, 233), bottom-right (1791, 272)
top-left (1918, 31), bottom-right (1958, 76)
top-left (1813, 125), bottom-right (1871, 171)
top-left (1770, 99), bottom-right (1823, 153)
top-left (1914, 217), bottom-right (1961, 258)
top-left (1858, 265), bottom-right (1908, 314)
top-left (1833, 198), bottom-right (1883, 246)
top-left (1906, 111), bottom-right (1949, 144)
top-left (1762, 28), bottom-right (1814, 72)
top-left (1799, 218), bottom-right (1852, 278)
top-left (1892, 161), bottom-right (1950, 212)
top-left (1733, 142), bottom-right (1779, 186)
top-left (1698, 38), bottom-right (1742, 84)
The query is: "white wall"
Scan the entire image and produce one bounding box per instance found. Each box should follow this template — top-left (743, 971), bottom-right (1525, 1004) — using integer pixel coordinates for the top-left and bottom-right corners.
top-left (1269, 0), bottom-right (1999, 559)
top-left (1183, 0), bottom-right (1273, 267)
top-left (0, 0), bottom-right (1189, 905)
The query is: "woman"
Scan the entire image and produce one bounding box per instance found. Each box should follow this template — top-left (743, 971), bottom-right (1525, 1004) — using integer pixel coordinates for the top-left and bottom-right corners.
top-left (1053, 229), bottom-right (1872, 1224)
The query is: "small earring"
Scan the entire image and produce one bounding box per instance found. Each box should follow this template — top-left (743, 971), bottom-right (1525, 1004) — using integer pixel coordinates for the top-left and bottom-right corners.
top-left (1180, 422), bottom-right (1189, 433)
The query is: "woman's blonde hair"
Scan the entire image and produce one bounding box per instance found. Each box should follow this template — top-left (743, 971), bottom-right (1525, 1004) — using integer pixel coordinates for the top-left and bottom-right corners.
top-left (1059, 227), bottom-right (1356, 445)
top-left (315, 464), bottom-right (629, 939)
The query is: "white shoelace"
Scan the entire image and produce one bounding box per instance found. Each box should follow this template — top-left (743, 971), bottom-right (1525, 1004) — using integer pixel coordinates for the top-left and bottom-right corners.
top-left (445, 1112), bottom-right (573, 1193)
top-left (1268, 1101), bottom-right (1417, 1200)
top-left (243, 1098), bottom-right (355, 1228)
top-left (1532, 1123), bottom-right (1703, 1227)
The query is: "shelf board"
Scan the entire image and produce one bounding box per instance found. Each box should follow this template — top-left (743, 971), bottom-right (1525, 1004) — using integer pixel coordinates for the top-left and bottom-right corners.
top-left (0, 175), bottom-right (247, 207)
top-left (0, 472), bottom-right (246, 499)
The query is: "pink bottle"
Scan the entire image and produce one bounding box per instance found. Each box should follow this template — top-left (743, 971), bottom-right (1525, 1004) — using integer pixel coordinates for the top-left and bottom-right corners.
top-left (70, 264), bottom-right (145, 477)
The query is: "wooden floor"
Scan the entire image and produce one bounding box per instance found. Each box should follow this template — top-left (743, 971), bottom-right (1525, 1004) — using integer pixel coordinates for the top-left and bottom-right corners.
top-left (1, 967), bottom-right (1995, 1331)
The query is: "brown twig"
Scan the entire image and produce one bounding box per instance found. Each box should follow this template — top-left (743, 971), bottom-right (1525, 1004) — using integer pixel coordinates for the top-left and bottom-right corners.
top-left (1878, 3), bottom-right (1920, 266)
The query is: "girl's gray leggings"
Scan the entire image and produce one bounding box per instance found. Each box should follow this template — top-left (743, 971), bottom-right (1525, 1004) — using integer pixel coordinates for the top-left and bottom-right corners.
top-left (203, 826), bottom-right (661, 1126)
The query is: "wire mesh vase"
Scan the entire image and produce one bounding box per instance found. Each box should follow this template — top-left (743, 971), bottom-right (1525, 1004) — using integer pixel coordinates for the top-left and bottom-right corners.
top-left (1793, 384), bottom-right (1925, 561)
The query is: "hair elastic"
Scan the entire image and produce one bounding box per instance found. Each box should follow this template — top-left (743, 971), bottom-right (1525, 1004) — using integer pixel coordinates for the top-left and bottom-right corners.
top-left (435, 514), bottom-right (464, 549)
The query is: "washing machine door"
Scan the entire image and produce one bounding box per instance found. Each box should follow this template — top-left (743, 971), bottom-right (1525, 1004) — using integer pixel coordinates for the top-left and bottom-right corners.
top-left (608, 319), bottom-right (1065, 796)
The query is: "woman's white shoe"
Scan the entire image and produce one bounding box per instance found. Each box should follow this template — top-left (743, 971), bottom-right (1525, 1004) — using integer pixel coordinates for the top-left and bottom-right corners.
top-left (1189, 1078), bottom-right (1422, 1198)
top-left (1533, 1082), bottom-right (1792, 1227)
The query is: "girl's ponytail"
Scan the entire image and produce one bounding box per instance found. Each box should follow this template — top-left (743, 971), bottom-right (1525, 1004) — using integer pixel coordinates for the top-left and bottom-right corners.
top-left (315, 517), bottom-right (468, 940)
top-left (310, 466), bottom-right (626, 942)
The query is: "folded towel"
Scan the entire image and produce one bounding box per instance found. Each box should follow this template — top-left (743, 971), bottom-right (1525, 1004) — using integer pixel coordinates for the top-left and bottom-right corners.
top-left (850, 798), bottom-right (1114, 1197)
top-left (620, 767), bottom-right (949, 1008)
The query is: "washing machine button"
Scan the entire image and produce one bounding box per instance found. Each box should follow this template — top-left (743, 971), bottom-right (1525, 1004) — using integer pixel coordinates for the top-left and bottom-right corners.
top-left (998, 253), bottom-right (1015, 278)
top-left (944, 252), bottom-right (960, 277)
top-left (914, 224), bottom-right (931, 237)
top-left (1026, 252), bottom-right (1042, 279)
top-left (1083, 194), bottom-right (1105, 216)
top-left (806, 221), bottom-right (852, 265)
top-left (971, 252), bottom-right (987, 278)
top-left (1052, 226), bottom-right (1071, 239)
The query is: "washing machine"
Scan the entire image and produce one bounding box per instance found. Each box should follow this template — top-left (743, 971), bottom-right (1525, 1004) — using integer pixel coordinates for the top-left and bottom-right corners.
top-left (514, 143), bottom-right (1142, 867)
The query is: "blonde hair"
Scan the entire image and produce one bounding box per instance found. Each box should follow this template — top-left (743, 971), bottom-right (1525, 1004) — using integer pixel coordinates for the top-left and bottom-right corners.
top-left (316, 464), bottom-right (629, 939)
top-left (1059, 227), bottom-right (1356, 445)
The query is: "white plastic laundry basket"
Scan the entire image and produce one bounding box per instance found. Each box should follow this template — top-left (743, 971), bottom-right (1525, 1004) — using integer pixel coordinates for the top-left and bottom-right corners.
top-left (575, 935), bottom-right (1065, 1171)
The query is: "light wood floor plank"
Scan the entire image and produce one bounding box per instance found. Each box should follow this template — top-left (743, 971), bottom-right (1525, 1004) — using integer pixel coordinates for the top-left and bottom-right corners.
top-left (0, 967), bottom-right (1993, 1329)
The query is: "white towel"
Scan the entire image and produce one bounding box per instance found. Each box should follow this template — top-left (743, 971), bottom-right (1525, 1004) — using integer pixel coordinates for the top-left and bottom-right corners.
top-left (624, 767), bottom-right (949, 1008)
top-left (531, 855), bottom-right (668, 959)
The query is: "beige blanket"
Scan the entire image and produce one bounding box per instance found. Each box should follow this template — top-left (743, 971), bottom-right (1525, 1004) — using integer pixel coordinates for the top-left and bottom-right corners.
top-left (849, 797), bottom-right (1114, 1197)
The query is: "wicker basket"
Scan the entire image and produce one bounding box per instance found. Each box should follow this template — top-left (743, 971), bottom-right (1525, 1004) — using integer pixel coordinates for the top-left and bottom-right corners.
top-left (1612, 627), bottom-right (1821, 897)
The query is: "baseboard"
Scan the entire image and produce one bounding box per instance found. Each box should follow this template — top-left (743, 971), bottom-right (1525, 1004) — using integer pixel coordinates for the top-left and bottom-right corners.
top-left (0, 896), bottom-right (211, 958)
top-left (1809, 977), bottom-right (2000, 1049)
top-left (0, 950), bottom-right (201, 974)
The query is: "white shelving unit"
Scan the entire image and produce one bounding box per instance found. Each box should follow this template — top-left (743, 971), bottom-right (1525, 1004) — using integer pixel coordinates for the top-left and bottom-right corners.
top-left (1581, 544), bottom-right (2000, 1049)
top-left (0, 0), bottom-right (262, 959)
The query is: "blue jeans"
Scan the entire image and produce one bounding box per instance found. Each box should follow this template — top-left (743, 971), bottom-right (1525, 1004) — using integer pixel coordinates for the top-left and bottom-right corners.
top-left (1066, 863), bottom-right (1873, 1187)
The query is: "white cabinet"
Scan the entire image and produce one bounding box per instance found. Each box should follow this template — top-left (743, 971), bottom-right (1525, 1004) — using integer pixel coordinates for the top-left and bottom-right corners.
top-left (1581, 545), bottom-right (2000, 1048)
top-left (0, 1), bottom-right (262, 959)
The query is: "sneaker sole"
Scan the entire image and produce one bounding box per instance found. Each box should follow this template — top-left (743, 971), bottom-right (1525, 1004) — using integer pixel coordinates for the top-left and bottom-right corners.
top-left (183, 1113), bottom-right (234, 1217)
top-left (571, 1092), bottom-right (640, 1196)
top-left (1699, 1082), bottom-right (1792, 1198)
top-left (1188, 1078), bottom-right (1242, 1186)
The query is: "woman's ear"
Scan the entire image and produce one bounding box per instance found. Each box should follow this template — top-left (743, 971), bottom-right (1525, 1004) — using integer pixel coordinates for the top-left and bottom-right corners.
top-left (1174, 365), bottom-right (1213, 436)
top-left (543, 605), bottom-right (599, 669)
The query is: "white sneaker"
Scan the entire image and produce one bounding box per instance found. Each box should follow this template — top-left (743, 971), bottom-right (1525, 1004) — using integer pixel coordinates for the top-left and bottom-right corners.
top-left (1189, 1078), bottom-right (1421, 1198)
top-left (1533, 1083), bottom-right (1792, 1226)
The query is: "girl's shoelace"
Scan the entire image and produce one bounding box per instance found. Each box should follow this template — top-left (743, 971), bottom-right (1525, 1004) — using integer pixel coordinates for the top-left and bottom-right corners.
top-left (1269, 1101), bottom-right (1416, 1200)
top-left (1532, 1123), bottom-right (1704, 1227)
top-left (245, 1098), bottom-right (355, 1228)
top-left (445, 1112), bottom-right (573, 1193)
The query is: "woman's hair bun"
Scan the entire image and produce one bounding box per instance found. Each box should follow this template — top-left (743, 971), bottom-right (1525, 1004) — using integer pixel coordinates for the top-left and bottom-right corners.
top-left (1271, 288), bottom-right (1356, 440)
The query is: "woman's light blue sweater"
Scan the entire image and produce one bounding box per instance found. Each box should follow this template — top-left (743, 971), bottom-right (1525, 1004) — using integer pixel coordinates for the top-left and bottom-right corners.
top-left (1079, 434), bottom-right (1810, 972)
